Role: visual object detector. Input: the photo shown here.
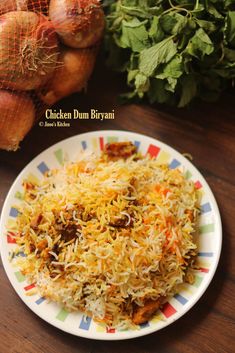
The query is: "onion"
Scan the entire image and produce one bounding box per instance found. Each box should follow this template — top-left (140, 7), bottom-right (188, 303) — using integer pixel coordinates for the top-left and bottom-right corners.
top-left (49, 0), bottom-right (105, 48)
top-left (0, 90), bottom-right (35, 151)
top-left (0, 1), bottom-right (50, 15)
top-left (38, 46), bottom-right (97, 105)
top-left (0, 0), bottom-right (28, 15)
top-left (0, 11), bottom-right (59, 91)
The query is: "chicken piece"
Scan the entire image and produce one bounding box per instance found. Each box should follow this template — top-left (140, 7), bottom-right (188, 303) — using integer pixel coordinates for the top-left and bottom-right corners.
top-left (104, 142), bottom-right (137, 160)
top-left (132, 299), bottom-right (161, 325)
top-left (30, 213), bottom-right (43, 230)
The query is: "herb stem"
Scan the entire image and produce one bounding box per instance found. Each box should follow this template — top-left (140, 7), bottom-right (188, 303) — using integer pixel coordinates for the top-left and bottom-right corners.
top-left (164, 1), bottom-right (191, 17)
top-left (194, 0), bottom-right (199, 10)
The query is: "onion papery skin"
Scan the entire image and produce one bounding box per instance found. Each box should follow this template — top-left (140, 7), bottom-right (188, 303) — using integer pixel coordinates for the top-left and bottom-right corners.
top-left (0, 11), bottom-right (59, 91)
top-left (49, 0), bottom-right (105, 48)
top-left (38, 46), bottom-right (98, 105)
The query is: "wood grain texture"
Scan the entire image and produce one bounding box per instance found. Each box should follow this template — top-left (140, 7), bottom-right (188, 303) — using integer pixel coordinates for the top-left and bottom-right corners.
top-left (0, 57), bottom-right (234, 353)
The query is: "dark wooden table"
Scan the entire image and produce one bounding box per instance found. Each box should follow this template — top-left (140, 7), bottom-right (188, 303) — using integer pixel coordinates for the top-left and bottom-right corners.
top-left (0, 58), bottom-right (234, 353)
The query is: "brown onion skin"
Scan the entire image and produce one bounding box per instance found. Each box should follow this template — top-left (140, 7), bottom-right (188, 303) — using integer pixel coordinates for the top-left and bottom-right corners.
top-left (0, 0), bottom-right (28, 15)
top-left (38, 46), bottom-right (98, 105)
top-left (49, 0), bottom-right (105, 48)
top-left (0, 11), bottom-right (59, 91)
top-left (0, 0), bottom-right (17, 14)
top-left (0, 1), bottom-right (50, 16)
top-left (0, 90), bottom-right (35, 151)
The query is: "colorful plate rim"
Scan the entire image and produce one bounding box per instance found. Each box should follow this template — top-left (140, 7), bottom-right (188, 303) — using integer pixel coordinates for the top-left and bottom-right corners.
top-left (0, 130), bottom-right (222, 340)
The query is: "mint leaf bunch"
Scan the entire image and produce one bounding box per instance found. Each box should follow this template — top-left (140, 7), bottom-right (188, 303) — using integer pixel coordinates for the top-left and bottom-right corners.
top-left (104, 0), bottom-right (235, 107)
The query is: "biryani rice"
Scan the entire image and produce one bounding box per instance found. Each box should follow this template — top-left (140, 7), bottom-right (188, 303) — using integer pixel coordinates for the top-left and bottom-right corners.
top-left (10, 145), bottom-right (200, 329)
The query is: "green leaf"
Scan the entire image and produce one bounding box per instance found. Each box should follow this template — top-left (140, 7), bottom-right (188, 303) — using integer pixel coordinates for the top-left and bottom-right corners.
top-left (129, 52), bottom-right (139, 70)
top-left (224, 0), bottom-right (235, 8)
top-left (165, 77), bottom-right (178, 92)
top-left (207, 4), bottom-right (223, 19)
top-left (178, 75), bottom-right (197, 107)
top-left (149, 16), bottom-right (164, 43)
top-left (139, 37), bottom-right (177, 76)
top-left (156, 55), bottom-right (183, 80)
top-left (224, 47), bottom-right (235, 61)
top-left (147, 79), bottom-right (171, 104)
top-left (160, 13), bottom-right (187, 35)
top-left (186, 28), bottom-right (214, 60)
top-left (119, 5), bottom-right (152, 18)
top-left (172, 14), bottom-right (188, 35)
top-left (225, 11), bottom-right (235, 47)
top-left (196, 19), bottom-right (217, 33)
top-left (187, 19), bottom-right (197, 31)
top-left (127, 69), bottom-right (139, 84)
top-left (120, 18), bottom-right (149, 52)
top-left (160, 13), bottom-right (177, 33)
top-left (118, 0), bottom-right (163, 18)
top-left (155, 55), bottom-right (183, 92)
top-left (134, 72), bottom-right (150, 93)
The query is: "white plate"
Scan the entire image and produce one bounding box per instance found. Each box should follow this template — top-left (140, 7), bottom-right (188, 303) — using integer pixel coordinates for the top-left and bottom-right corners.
top-left (0, 130), bottom-right (222, 340)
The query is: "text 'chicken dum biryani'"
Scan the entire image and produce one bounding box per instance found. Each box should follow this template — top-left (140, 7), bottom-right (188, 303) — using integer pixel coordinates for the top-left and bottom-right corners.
top-left (11, 142), bottom-right (200, 329)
